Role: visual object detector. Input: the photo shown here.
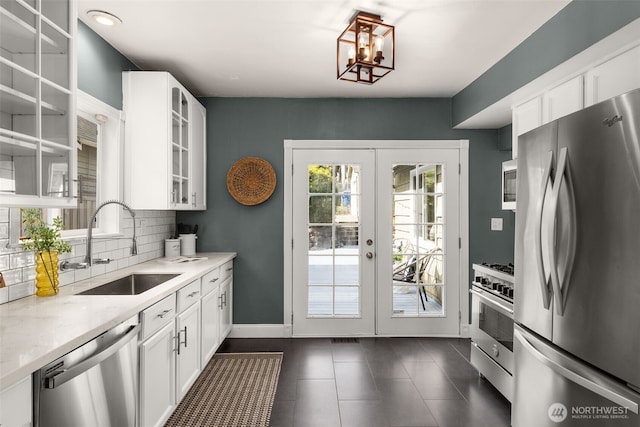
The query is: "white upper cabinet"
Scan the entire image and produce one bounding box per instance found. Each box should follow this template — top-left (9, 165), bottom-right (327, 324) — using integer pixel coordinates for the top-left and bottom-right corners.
top-left (543, 76), bottom-right (584, 123)
top-left (512, 43), bottom-right (640, 157)
top-left (190, 99), bottom-right (206, 210)
top-left (0, 0), bottom-right (77, 207)
top-left (512, 97), bottom-right (541, 159)
top-left (585, 44), bottom-right (640, 106)
top-left (122, 71), bottom-right (206, 210)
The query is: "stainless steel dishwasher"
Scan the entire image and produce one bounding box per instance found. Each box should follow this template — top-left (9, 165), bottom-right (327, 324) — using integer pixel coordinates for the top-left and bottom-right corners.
top-left (33, 316), bottom-right (140, 427)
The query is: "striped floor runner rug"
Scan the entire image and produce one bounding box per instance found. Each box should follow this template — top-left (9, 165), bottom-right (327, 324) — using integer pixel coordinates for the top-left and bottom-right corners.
top-left (165, 352), bottom-right (283, 427)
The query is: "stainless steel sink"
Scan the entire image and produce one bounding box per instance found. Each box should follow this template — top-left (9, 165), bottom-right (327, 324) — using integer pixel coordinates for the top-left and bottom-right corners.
top-left (78, 273), bottom-right (180, 295)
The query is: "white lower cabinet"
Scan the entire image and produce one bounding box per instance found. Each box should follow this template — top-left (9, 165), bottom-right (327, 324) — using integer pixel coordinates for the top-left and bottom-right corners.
top-left (176, 302), bottom-right (201, 401)
top-left (139, 321), bottom-right (175, 427)
top-left (0, 375), bottom-right (32, 427)
top-left (139, 261), bottom-right (233, 427)
top-left (200, 285), bottom-right (221, 367)
top-left (139, 280), bottom-right (202, 427)
top-left (200, 261), bottom-right (234, 368)
top-left (220, 278), bottom-right (233, 339)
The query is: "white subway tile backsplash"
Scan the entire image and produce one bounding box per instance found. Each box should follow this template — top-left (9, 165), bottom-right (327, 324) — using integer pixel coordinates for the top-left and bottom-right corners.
top-left (0, 254), bottom-right (9, 270)
top-left (3, 269), bottom-right (22, 286)
top-left (9, 281), bottom-right (32, 300)
top-left (10, 252), bottom-right (33, 269)
top-left (1, 209), bottom-right (175, 304)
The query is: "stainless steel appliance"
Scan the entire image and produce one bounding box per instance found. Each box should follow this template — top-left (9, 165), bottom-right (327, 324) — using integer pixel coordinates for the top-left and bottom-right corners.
top-left (513, 88), bottom-right (640, 426)
top-left (502, 159), bottom-right (517, 210)
top-left (33, 316), bottom-right (140, 427)
top-left (470, 263), bottom-right (514, 401)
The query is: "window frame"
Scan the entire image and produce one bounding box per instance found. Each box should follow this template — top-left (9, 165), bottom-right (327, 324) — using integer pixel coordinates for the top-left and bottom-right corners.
top-left (57, 91), bottom-right (124, 239)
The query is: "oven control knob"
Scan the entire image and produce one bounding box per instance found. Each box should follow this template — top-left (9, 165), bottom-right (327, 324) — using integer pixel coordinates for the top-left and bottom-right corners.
top-left (492, 344), bottom-right (499, 358)
top-left (481, 278), bottom-right (488, 285)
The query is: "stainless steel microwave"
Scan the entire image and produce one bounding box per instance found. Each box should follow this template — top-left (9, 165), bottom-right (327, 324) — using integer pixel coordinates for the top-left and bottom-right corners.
top-left (502, 159), bottom-right (517, 210)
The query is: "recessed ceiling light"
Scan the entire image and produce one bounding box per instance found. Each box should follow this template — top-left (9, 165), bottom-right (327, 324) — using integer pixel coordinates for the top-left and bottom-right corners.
top-left (87, 10), bottom-right (122, 26)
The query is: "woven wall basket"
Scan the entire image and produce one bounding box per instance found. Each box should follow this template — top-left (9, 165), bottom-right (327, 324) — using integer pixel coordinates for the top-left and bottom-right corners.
top-left (226, 157), bottom-right (276, 205)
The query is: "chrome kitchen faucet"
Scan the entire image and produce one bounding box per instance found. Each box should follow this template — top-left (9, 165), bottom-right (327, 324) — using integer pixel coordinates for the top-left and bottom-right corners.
top-left (61, 200), bottom-right (138, 270)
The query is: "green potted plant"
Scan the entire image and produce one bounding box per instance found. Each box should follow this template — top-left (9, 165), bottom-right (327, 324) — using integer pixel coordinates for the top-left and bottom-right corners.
top-left (21, 209), bottom-right (72, 296)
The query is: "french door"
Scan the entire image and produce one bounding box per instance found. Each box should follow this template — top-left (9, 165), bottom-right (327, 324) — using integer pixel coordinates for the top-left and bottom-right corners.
top-left (289, 143), bottom-right (463, 336)
top-left (292, 149), bottom-right (376, 335)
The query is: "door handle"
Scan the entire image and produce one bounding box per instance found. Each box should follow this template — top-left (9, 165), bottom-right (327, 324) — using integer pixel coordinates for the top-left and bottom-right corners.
top-left (44, 324), bottom-right (140, 389)
top-left (536, 151), bottom-right (553, 310)
top-left (515, 326), bottom-right (639, 413)
top-left (545, 147), bottom-right (577, 316)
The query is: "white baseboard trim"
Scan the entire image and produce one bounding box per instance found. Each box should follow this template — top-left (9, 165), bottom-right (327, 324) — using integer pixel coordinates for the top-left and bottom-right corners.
top-left (228, 324), bottom-right (288, 338)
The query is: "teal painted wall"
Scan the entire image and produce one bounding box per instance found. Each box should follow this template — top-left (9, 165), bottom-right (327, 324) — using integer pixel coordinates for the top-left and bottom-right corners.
top-left (178, 98), bottom-right (514, 324)
top-left (77, 20), bottom-right (138, 109)
top-left (452, 0), bottom-right (640, 125)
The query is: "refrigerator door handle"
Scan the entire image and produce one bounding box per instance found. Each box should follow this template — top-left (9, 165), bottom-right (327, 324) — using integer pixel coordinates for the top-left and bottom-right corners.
top-left (515, 326), bottom-right (640, 414)
top-left (535, 151), bottom-right (554, 309)
top-left (546, 147), bottom-right (577, 316)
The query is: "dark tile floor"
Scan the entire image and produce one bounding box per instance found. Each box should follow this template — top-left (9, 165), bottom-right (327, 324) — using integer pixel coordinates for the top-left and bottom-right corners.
top-left (218, 337), bottom-right (511, 427)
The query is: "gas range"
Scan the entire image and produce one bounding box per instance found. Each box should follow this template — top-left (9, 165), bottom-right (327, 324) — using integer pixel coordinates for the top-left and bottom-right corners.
top-left (469, 262), bottom-right (516, 402)
top-left (472, 263), bottom-right (515, 303)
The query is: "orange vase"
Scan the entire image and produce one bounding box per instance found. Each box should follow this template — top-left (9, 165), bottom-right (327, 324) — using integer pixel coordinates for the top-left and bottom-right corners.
top-left (35, 251), bottom-right (59, 297)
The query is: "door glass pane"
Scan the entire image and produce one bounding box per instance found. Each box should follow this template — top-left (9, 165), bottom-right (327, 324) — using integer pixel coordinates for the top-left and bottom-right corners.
top-left (391, 163), bottom-right (445, 316)
top-left (307, 164), bottom-right (361, 317)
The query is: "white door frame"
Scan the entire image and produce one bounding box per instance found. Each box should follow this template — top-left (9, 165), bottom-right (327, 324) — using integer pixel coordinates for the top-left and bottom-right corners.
top-left (283, 140), bottom-right (470, 337)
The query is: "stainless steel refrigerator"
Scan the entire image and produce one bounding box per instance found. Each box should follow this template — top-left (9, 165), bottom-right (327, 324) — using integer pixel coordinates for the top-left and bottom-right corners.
top-left (513, 88), bottom-right (640, 427)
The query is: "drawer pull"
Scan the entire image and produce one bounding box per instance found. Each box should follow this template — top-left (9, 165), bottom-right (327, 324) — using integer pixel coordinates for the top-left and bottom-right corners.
top-left (225, 268), bottom-right (233, 272)
top-left (209, 278), bottom-right (219, 283)
top-left (157, 309), bottom-right (172, 319)
top-left (187, 291), bottom-right (199, 298)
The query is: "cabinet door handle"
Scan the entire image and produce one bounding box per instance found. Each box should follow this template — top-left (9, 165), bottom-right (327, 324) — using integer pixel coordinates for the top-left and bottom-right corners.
top-left (175, 332), bottom-right (181, 355)
top-left (176, 326), bottom-right (187, 354)
top-left (157, 309), bottom-right (172, 319)
top-left (182, 326), bottom-right (188, 348)
top-left (218, 295), bottom-right (223, 309)
top-left (222, 291), bottom-right (227, 307)
top-left (192, 192), bottom-right (196, 207)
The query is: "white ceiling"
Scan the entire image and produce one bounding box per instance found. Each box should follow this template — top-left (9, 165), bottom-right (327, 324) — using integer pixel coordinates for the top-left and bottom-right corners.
top-left (77, 0), bottom-right (570, 99)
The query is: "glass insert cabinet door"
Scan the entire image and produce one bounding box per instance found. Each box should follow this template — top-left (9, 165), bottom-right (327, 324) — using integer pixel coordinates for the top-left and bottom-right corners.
top-left (292, 149), bottom-right (375, 336)
top-left (0, 0), bottom-right (76, 207)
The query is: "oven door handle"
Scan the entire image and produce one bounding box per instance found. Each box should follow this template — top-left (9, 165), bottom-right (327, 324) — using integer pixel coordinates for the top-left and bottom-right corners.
top-left (469, 288), bottom-right (513, 317)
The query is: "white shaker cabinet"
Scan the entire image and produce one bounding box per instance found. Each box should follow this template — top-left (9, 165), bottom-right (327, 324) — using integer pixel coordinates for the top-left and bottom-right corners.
top-left (0, 0), bottom-right (77, 207)
top-left (200, 260), bottom-right (234, 369)
top-left (220, 277), bottom-right (233, 339)
top-left (139, 279), bottom-right (202, 427)
top-left (0, 375), bottom-right (32, 427)
top-left (200, 268), bottom-right (222, 367)
top-left (511, 97), bottom-right (542, 159)
top-left (122, 71), bottom-right (206, 210)
top-left (543, 76), bottom-right (584, 123)
top-left (190, 99), bottom-right (207, 210)
top-left (139, 321), bottom-right (175, 427)
top-left (585, 45), bottom-right (640, 106)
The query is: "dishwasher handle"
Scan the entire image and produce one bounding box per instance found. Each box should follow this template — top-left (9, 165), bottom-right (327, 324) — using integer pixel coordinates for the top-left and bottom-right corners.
top-left (44, 324), bottom-right (140, 389)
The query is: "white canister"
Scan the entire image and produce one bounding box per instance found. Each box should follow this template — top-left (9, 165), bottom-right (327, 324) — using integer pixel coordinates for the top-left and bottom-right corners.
top-left (179, 234), bottom-right (197, 257)
top-left (165, 239), bottom-right (181, 259)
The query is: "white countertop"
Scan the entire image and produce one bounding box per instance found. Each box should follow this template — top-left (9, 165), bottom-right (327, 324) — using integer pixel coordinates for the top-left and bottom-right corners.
top-left (0, 252), bottom-right (236, 390)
